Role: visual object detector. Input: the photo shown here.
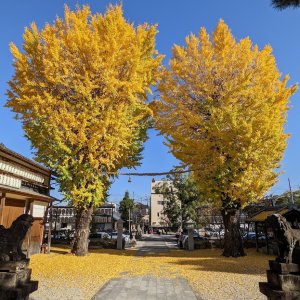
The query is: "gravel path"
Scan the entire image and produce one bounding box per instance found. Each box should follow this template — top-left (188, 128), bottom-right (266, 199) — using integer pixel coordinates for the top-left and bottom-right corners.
top-left (30, 280), bottom-right (84, 300)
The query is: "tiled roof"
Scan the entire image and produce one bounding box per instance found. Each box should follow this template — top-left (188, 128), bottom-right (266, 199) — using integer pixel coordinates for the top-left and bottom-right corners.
top-left (0, 184), bottom-right (54, 202)
top-left (0, 143), bottom-right (50, 173)
top-left (247, 206), bottom-right (293, 222)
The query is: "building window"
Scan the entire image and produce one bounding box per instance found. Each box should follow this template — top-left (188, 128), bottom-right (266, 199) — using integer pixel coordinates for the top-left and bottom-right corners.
top-left (157, 212), bottom-right (159, 217)
top-left (157, 201), bottom-right (165, 205)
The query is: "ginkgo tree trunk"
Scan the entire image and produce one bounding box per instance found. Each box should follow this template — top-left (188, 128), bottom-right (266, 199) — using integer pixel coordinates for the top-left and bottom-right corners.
top-left (6, 5), bottom-right (162, 256)
top-left (152, 20), bottom-right (297, 257)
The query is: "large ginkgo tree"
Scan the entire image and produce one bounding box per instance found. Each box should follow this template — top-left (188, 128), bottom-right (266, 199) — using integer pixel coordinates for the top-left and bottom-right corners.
top-left (152, 20), bottom-right (297, 257)
top-left (6, 5), bottom-right (162, 256)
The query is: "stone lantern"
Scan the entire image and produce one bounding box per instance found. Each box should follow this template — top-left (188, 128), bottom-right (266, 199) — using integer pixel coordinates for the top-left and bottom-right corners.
top-left (116, 219), bottom-right (124, 250)
top-left (186, 219), bottom-right (195, 251)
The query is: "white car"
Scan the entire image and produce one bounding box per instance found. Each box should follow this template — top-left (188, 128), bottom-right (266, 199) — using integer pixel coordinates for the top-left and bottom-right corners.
top-left (109, 232), bottom-right (130, 242)
top-left (89, 232), bottom-right (110, 239)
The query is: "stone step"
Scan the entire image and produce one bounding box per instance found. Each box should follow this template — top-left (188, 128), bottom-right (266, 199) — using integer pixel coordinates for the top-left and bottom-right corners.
top-left (267, 270), bottom-right (300, 292)
top-left (0, 269), bottom-right (32, 288)
top-left (269, 260), bottom-right (300, 275)
top-left (0, 260), bottom-right (29, 272)
top-left (0, 280), bottom-right (38, 300)
top-left (259, 282), bottom-right (300, 300)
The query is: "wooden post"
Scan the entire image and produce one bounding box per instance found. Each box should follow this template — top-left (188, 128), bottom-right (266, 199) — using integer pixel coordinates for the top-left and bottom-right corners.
top-left (46, 202), bottom-right (52, 254)
top-left (255, 222), bottom-right (259, 252)
top-left (27, 201), bottom-right (34, 258)
top-left (111, 205), bottom-right (114, 231)
top-left (0, 192), bottom-right (6, 225)
top-left (264, 221), bottom-right (269, 255)
top-left (25, 199), bottom-right (31, 214)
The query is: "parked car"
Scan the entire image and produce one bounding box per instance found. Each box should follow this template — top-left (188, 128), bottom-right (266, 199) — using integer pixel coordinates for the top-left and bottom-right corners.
top-left (89, 232), bottom-right (110, 239)
top-left (51, 229), bottom-right (75, 240)
top-left (243, 232), bottom-right (256, 240)
top-left (243, 232), bottom-right (266, 241)
top-left (122, 234), bottom-right (130, 242)
top-left (109, 232), bottom-right (118, 239)
top-left (177, 229), bottom-right (188, 248)
top-left (209, 232), bottom-right (222, 239)
top-left (178, 231), bottom-right (207, 248)
top-left (182, 235), bottom-right (209, 249)
top-left (178, 234), bottom-right (187, 248)
top-left (109, 232), bottom-right (130, 242)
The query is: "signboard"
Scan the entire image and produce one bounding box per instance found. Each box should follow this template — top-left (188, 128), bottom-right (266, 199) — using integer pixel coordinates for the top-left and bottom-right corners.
top-left (31, 201), bottom-right (48, 218)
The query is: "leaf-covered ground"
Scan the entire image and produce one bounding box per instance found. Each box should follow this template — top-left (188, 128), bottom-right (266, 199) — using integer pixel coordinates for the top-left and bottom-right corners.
top-left (29, 246), bottom-right (271, 300)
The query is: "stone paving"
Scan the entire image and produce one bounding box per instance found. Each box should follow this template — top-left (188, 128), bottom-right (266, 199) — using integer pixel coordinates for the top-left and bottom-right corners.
top-left (92, 275), bottom-right (199, 300)
top-left (92, 234), bottom-right (200, 300)
top-left (135, 234), bottom-right (178, 256)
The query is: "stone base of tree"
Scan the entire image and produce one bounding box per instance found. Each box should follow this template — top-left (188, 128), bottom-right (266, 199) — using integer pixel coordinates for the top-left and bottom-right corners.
top-left (260, 260), bottom-right (300, 299)
top-left (0, 260), bottom-right (38, 300)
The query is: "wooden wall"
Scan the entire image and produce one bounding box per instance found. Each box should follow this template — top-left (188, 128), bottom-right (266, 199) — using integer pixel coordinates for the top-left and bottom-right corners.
top-left (28, 219), bottom-right (44, 255)
top-left (0, 197), bottom-right (45, 256)
top-left (1, 198), bottom-right (25, 227)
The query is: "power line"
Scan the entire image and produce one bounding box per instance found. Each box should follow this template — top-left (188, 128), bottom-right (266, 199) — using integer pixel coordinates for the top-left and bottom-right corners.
top-left (108, 168), bottom-right (198, 177)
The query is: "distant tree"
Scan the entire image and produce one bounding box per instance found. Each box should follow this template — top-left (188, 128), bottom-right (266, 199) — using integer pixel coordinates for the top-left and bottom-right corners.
top-left (152, 20), bottom-right (297, 257)
top-left (274, 189), bottom-right (300, 206)
top-left (197, 205), bottom-right (222, 229)
top-left (119, 191), bottom-right (134, 230)
top-left (161, 193), bottom-right (181, 230)
top-left (131, 202), bottom-right (148, 226)
top-left (272, 0), bottom-right (300, 9)
top-left (155, 171), bottom-right (202, 231)
top-left (6, 4), bottom-right (162, 256)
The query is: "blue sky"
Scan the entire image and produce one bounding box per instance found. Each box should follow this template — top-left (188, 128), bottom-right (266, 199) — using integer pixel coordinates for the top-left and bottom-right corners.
top-left (0, 0), bottom-right (299, 204)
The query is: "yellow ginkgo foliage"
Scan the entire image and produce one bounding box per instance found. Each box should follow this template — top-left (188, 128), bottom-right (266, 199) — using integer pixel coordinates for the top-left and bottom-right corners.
top-left (6, 4), bottom-right (162, 256)
top-left (152, 20), bottom-right (297, 257)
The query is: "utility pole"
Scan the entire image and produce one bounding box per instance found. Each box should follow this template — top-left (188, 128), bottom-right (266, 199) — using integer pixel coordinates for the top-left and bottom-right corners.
top-left (288, 178), bottom-right (294, 205)
top-left (128, 208), bottom-right (132, 239)
top-left (132, 192), bottom-right (135, 234)
top-left (111, 203), bottom-right (114, 237)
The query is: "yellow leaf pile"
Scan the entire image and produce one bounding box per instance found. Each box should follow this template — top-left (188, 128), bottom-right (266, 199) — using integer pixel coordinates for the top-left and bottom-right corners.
top-left (30, 246), bottom-right (272, 300)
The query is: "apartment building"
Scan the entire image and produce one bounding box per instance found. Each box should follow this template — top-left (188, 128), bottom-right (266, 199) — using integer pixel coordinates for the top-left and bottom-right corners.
top-left (150, 179), bottom-right (173, 229)
top-left (47, 203), bottom-right (121, 233)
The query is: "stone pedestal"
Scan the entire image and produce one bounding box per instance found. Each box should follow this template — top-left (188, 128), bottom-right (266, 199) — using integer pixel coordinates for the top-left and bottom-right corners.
top-left (188, 228), bottom-right (194, 251)
top-left (117, 219), bottom-right (124, 250)
top-left (259, 260), bottom-right (300, 300)
top-left (0, 260), bottom-right (38, 300)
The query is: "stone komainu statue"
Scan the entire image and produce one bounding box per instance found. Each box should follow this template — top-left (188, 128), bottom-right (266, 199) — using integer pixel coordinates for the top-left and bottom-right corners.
top-left (0, 214), bottom-right (34, 262)
top-left (267, 214), bottom-right (300, 263)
